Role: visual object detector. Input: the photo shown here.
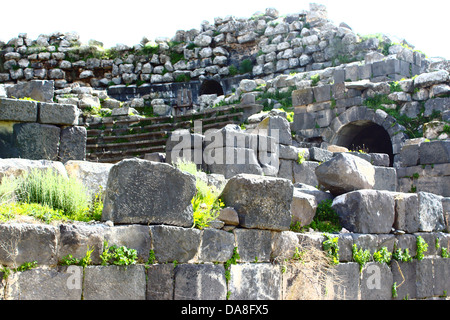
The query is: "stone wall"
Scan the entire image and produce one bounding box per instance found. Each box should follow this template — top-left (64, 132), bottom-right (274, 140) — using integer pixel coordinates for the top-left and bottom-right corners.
top-left (0, 81), bottom-right (86, 162)
top-left (0, 157), bottom-right (449, 300)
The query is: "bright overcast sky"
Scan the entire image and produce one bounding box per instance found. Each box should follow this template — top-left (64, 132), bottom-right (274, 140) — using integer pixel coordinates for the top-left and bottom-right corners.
top-left (1, 0), bottom-right (449, 59)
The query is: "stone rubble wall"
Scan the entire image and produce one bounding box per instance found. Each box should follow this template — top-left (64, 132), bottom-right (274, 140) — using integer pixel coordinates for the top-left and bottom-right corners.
top-left (0, 80), bottom-right (86, 162)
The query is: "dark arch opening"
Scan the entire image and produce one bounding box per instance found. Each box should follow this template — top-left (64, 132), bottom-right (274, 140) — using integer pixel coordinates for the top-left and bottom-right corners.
top-left (199, 80), bottom-right (224, 96)
top-left (335, 121), bottom-right (394, 166)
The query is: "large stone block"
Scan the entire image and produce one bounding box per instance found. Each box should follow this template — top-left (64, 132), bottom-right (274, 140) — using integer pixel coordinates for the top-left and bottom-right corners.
top-left (39, 102), bottom-right (80, 125)
top-left (64, 160), bottom-right (113, 197)
top-left (332, 190), bottom-right (395, 234)
top-left (205, 147), bottom-right (263, 179)
top-left (393, 193), bottom-right (420, 233)
top-left (291, 189), bottom-right (317, 227)
top-left (13, 122), bottom-right (60, 160)
top-left (199, 228), bottom-right (235, 263)
top-left (419, 140), bottom-right (450, 165)
top-left (0, 223), bottom-right (58, 267)
top-left (220, 174), bottom-right (293, 231)
top-left (173, 264), bottom-right (227, 300)
top-left (6, 266), bottom-right (83, 300)
top-left (391, 260), bottom-right (417, 300)
top-left (233, 229), bottom-right (273, 262)
top-left (417, 192), bottom-right (445, 232)
top-left (0, 158), bottom-right (67, 183)
top-left (360, 262), bottom-right (393, 300)
top-left (102, 159), bottom-right (196, 227)
top-left (315, 153), bottom-right (375, 196)
top-left (5, 80), bottom-right (54, 102)
top-left (330, 262), bottom-right (360, 300)
top-left (149, 225), bottom-right (201, 263)
top-left (292, 87), bottom-right (314, 107)
top-left (228, 263), bottom-right (282, 300)
top-left (58, 223), bottom-right (106, 265)
top-left (146, 264), bottom-right (174, 300)
top-left (254, 115), bottom-right (292, 145)
top-left (58, 126), bottom-right (87, 163)
top-left (83, 265), bottom-right (146, 300)
top-left (0, 98), bottom-right (38, 122)
top-left (103, 225), bottom-right (151, 263)
top-left (373, 166), bottom-right (397, 192)
top-left (293, 161), bottom-right (319, 187)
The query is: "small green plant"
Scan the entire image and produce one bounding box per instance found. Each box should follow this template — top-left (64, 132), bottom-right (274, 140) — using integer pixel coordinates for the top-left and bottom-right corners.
top-left (60, 246), bottom-right (94, 268)
top-left (239, 59), bottom-right (253, 74)
top-left (415, 236), bottom-right (428, 261)
top-left (392, 282), bottom-right (398, 298)
top-left (442, 247), bottom-right (450, 258)
top-left (310, 74), bottom-right (320, 86)
top-left (175, 159), bottom-right (225, 230)
top-left (297, 152), bottom-right (305, 165)
top-left (373, 247), bottom-right (392, 264)
top-left (15, 261), bottom-right (38, 272)
top-left (322, 234), bottom-right (339, 265)
top-left (147, 250), bottom-right (157, 265)
top-left (224, 247), bottom-right (240, 282)
top-left (306, 199), bottom-right (341, 233)
top-left (392, 246), bottom-right (413, 262)
top-left (100, 241), bottom-right (138, 266)
top-left (352, 244), bottom-right (371, 272)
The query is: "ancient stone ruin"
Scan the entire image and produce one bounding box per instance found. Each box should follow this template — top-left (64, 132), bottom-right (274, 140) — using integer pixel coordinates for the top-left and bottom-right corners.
top-left (0, 3), bottom-right (449, 301)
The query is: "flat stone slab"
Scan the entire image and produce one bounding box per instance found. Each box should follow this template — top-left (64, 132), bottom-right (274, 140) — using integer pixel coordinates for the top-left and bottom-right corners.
top-left (0, 98), bottom-right (37, 122)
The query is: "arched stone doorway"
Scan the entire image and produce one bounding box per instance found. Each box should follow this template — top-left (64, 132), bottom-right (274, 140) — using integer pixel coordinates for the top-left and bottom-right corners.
top-left (325, 106), bottom-right (408, 166)
top-left (199, 80), bottom-right (224, 96)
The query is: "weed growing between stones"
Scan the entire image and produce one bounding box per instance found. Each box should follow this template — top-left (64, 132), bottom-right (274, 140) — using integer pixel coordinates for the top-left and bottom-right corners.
top-left (0, 169), bottom-right (103, 223)
top-left (174, 159), bottom-right (225, 230)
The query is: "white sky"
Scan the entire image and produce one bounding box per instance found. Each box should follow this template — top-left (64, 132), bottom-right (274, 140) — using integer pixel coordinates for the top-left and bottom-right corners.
top-left (1, 0), bottom-right (449, 59)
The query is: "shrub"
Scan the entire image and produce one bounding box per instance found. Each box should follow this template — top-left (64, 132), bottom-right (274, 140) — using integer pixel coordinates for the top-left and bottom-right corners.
top-left (0, 169), bottom-right (102, 222)
top-left (307, 199), bottom-right (341, 233)
top-left (174, 159), bottom-right (224, 229)
top-left (100, 241), bottom-right (138, 266)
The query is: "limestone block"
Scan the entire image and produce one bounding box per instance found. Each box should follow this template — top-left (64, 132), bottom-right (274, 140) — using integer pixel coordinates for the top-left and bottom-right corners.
top-left (5, 80), bottom-right (54, 103)
top-left (419, 140), bottom-right (450, 165)
top-left (293, 161), bottom-right (319, 187)
top-left (360, 262), bottom-right (393, 300)
top-left (103, 225), bottom-right (151, 263)
top-left (64, 160), bottom-right (113, 197)
top-left (291, 189), bottom-right (317, 227)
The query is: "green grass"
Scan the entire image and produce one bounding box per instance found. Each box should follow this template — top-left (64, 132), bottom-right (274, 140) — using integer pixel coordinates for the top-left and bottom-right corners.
top-left (0, 169), bottom-right (103, 223)
top-left (174, 159), bottom-right (224, 229)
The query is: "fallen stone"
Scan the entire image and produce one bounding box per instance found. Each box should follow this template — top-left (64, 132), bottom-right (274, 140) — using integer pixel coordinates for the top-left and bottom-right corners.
top-left (291, 189), bottom-right (317, 227)
top-left (332, 190), bottom-right (395, 234)
top-left (315, 153), bottom-right (375, 196)
top-left (102, 159), bottom-right (196, 227)
top-left (0, 158), bottom-right (67, 183)
top-left (220, 174), bottom-right (293, 231)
